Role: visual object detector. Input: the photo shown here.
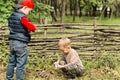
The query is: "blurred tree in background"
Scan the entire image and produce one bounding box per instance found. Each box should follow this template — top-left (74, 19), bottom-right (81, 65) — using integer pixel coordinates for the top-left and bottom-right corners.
top-left (0, 0), bottom-right (120, 24)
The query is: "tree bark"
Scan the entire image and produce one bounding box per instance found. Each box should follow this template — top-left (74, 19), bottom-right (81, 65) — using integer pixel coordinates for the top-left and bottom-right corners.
top-left (52, 0), bottom-right (58, 16)
top-left (69, 0), bottom-right (73, 15)
top-left (104, 7), bottom-right (107, 17)
top-left (78, 0), bottom-right (82, 17)
top-left (60, 0), bottom-right (66, 23)
top-left (50, 12), bottom-right (57, 22)
top-left (73, 0), bottom-right (77, 22)
top-left (92, 5), bottom-right (97, 17)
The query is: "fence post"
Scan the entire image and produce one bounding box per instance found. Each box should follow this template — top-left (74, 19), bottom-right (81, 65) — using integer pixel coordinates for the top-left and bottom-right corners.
top-left (93, 17), bottom-right (97, 52)
top-left (44, 17), bottom-right (47, 37)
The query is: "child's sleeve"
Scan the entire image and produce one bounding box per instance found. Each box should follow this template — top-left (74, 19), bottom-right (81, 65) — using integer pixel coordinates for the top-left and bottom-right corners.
top-left (57, 56), bottom-right (65, 63)
top-left (21, 16), bottom-right (36, 32)
top-left (63, 51), bottom-right (79, 68)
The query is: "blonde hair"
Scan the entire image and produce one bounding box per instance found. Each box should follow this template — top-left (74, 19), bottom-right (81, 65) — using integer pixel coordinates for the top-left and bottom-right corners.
top-left (58, 38), bottom-right (71, 47)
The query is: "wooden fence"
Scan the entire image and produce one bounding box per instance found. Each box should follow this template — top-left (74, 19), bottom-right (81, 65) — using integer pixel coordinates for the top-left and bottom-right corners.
top-left (0, 22), bottom-right (120, 56)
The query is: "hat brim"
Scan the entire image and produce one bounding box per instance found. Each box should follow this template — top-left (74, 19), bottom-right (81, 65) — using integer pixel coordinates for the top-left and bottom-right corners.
top-left (13, 4), bottom-right (23, 9)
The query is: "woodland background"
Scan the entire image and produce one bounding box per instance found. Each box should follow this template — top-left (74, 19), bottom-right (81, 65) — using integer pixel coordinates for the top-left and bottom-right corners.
top-left (0, 0), bottom-right (120, 80)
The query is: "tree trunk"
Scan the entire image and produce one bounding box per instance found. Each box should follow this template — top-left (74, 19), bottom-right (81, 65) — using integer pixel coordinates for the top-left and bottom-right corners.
top-left (104, 7), bottom-right (107, 17)
top-left (73, 0), bottom-right (77, 22)
top-left (65, 4), bottom-right (68, 16)
top-left (52, 0), bottom-right (58, 16)
top-left (50, 0), bottom-right (58, 21)
top-left (92, 5), bottom-right (97, 17)
top-left (69, 0), bottom-right (73, 15)
top-left (60, 0), bottom-right (66, 23)
top-left (78, 0), bottom-right (82, 17)
top-left (50, 12), bottom-right (57, 22)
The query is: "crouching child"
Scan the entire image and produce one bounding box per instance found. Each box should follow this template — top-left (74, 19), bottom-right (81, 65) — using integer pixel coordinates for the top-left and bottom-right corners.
top-left (54, 38), bottom-right (85, 79)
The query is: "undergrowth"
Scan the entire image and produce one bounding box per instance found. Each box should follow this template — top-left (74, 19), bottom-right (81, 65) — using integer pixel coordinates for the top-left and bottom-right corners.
top-left (0, 42), bottom-right (120, 80)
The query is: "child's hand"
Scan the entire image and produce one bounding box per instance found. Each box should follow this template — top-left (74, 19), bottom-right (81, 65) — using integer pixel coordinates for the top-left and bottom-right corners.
top-left (54, 62), bottom-right (59, 65)
top-left (57, 65), bottom-right (63, 69)
top-left (54, 62), bottom-right (59, 70)
top-left (55, 65), bottom-right (64, 70)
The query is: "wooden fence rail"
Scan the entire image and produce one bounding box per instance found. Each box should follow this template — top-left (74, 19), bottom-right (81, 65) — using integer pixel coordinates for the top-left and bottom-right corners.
top-left (0, 23), bottom-right (120, 56)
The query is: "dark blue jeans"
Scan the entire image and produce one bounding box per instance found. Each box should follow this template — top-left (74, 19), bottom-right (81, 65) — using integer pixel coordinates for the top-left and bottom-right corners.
top-left (6, 40), bottom-right (28, 80)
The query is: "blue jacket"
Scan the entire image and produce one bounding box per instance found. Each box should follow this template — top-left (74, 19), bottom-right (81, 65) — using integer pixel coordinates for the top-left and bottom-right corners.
top-left (8, 10), bottom-right (31, 43)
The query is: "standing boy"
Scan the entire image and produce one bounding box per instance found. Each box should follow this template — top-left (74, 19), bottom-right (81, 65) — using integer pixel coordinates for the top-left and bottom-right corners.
top-left (54, 38), bottom-right (84, 79)
top-left (6, 0), bottom-right (36, 80)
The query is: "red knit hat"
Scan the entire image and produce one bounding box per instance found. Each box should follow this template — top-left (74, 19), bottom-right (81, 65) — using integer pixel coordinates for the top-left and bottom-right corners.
top-left (14, 0), bottom-right (34, 9)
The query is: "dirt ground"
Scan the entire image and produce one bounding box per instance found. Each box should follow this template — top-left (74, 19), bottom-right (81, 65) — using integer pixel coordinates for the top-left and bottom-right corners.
top-left (0, 67), bottom-right (6, 80)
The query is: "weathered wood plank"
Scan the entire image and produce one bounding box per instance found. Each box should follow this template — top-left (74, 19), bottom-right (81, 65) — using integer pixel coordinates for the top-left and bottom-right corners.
top-left (1, 24), bottom-right (120, 55)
